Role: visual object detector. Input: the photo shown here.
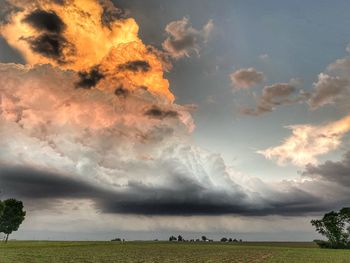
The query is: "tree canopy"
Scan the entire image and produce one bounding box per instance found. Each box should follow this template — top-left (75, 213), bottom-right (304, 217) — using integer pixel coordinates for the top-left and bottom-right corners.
top-left (0, 199), bottom-right (26, 242)
top-left (311, 207), bottom-right (350, 249)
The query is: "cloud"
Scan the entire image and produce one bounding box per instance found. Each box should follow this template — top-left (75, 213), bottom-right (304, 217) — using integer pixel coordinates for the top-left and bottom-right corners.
top-left (259, 115), bottom-right (350, 166)
top-left (303, 151), bottom-right (350, 187)
top-left (1, 0), bottom-right (350, 226)
top-left (144, 105), bottom-right (179, 119)
top-left (230, 68), bottom-right (264, 89)
top-left (22, 9), bottom-right (66, 34)
top-left (19, 8), bottom-right (76, 64)
top-left (259, 54), bottom-right (269, 60)
top-left (0, 162), bottom-right (333, 216)
top-left (118, 60), bottom-right (151, 72)
top-left (0, 0), bottom-right (175, 101)
top-left (241, 82), bottom-right (308, 116)
top-left (162, 17), bottom-right (213, 59)
top-left (76, 66), bottom-right (105, 89)
top-left (309, 73), bottom-right (348, 110)
top-left (0, 62), bottom-right (348, 217)
top-left (307, 53), bottom-right (350, 110)
top-left (114, 85), bottom-right (130, 98)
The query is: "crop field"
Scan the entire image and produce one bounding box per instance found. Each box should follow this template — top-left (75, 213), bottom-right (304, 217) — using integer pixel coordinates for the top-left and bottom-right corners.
top-left (0, 241), bottom-right (349, 262)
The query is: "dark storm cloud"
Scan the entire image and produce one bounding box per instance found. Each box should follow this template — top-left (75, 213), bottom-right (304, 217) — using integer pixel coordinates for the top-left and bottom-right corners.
top-left (118, 60), bottom-right (151, 72)
top-left (114, 85), bottom-right (129, 98)
top-left (23, 10), bottom-right (66, 34)
top-left (76, 67), bottom-right (105, 89)
top-left (0, 166), bottom-right (338, 216)
top-left (0, 167), bottom-right (99, 199)
top-left (144, 105), bottom-right (179, 119)
top-left (303, 151), bottom-right (350, 187)
top-left (20, 9), bottom-right (75, 64)
top-left (24, 33), bottom-right (75, 64)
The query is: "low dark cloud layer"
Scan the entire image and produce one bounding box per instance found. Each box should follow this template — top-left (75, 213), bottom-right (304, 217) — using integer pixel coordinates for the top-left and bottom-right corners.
top-left (23, 9), bottom-right (66, 34)
top-left (0, 165), bottom-right (340, 216)
top-left (118, 60), bottom-right (151, 72)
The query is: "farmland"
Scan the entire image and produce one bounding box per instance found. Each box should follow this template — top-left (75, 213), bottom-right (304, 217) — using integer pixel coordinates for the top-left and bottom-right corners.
top-left (0, 241), bottom-right (349, 262)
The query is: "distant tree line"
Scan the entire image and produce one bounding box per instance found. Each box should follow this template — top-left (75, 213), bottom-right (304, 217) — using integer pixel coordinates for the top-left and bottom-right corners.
top-left (0, 199), bottom-right (26, 243)
top-left (311, 207), bottom-right (350, 249)
top-left (168, 235), bottom-right (243, 243)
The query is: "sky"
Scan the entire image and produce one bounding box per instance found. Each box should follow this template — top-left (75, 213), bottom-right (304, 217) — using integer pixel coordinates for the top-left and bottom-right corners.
top-left (0, 0), bottom-right (350, 241)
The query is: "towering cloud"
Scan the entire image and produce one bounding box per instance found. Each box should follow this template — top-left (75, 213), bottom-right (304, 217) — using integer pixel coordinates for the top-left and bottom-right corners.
top-left (162, 17), bottom-right (213, 59)
top-left (1, 0), bottom-right (174, 101)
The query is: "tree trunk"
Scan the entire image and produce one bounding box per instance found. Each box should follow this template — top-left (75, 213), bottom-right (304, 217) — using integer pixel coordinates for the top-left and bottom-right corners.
top-left (5, 234), bottom-right (9, 243)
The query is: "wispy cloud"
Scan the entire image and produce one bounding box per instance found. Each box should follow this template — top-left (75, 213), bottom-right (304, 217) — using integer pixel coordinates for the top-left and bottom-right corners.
top-left (259, 115), bottom-right (350, 166)
top-left (162, 17), bottom-right (213, 59)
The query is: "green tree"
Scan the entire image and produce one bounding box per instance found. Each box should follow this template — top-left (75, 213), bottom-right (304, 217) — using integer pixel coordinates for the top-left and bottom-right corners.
top-left (311, 207), bottom-right (350, 249)
top-left (0, 199), bottom-right (26, 243)
top-left (169, 235), bottom-right (177, 241)
top-left (0, 201), bottom-right (4, 218)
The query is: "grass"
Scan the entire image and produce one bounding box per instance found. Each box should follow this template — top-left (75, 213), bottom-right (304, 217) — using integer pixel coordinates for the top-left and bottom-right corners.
top-left (0, 241), bottom-right (349, 262)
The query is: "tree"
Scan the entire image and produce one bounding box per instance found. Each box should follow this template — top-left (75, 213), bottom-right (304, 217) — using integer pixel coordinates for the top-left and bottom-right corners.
top-left (0, 201), bottom-right (4, 217)
top-left (201, 236), bottom-right (207, 241)
top-left (311, 207), bottom-right (350, 249)
top-left (177, 235), bottom-right (183, 242)
top-left (169, 235), bottom-right (177, 241)
top-left (0, 199), bottom-right (26, 243)
top-left (220, 237), bottom-right (228, 242)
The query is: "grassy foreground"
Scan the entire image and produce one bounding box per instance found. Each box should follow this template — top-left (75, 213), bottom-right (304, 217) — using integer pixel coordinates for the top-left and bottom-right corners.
top-left (0, 241), bottom-right (349, 262)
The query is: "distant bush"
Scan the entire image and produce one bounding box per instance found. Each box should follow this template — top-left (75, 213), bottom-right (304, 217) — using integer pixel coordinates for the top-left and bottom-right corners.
top-left (313, 240), bottom-right (350, 249)
top-left (111, 238), bottom-right (121, 242)
top-left (220, 237), bottom-right (228, 242)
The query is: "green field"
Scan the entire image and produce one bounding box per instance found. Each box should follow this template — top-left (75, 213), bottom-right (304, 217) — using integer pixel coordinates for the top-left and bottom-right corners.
top-left (0, 241), bottom-right (349, 262)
